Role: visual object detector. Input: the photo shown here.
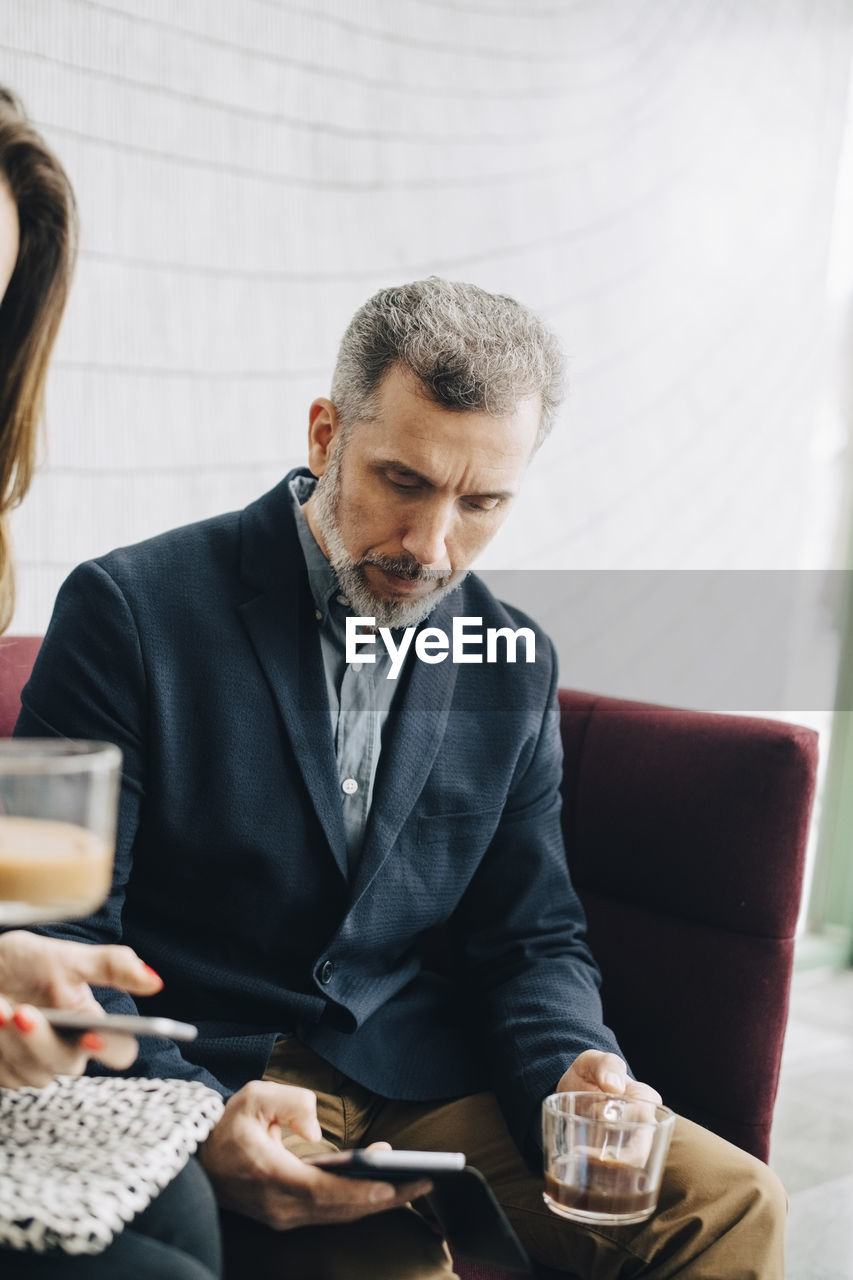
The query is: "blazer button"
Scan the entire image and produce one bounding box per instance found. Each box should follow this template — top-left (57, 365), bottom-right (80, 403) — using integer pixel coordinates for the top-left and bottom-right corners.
top-left (319, 960), bottom-right (334, 985)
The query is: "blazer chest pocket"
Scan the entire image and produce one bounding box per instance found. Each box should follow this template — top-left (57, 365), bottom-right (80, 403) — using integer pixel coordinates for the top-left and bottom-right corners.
top-left (416, 807), bottom-right (503, 864)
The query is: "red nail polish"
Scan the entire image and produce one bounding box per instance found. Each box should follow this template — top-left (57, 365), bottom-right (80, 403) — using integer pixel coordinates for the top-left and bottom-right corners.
top-left (12, 1009), bottom-right (36, 1034)
top-left (142, 964), bottom-right (162, 983)
top-left (80, 1032), bottom-right (105, 1052)
top-left (0, 1010), bottom-right (6, 1028)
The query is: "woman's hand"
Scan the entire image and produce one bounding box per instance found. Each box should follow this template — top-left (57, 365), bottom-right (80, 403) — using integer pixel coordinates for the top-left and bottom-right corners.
top-left (0, 930), bottom-right (163, 1088)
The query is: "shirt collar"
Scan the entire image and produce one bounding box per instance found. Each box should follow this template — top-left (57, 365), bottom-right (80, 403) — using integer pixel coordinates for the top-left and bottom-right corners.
top-left (288, 474), bottom-right (346, 619)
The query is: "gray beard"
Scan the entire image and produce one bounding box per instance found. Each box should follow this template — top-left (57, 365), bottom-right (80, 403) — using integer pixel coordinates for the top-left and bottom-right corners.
top-left (309, 451), bottom-right (466, 630)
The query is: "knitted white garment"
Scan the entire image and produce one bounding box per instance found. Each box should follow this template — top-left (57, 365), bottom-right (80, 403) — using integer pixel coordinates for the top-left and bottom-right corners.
top-left (0, 1076), bottom-right (224, 1255)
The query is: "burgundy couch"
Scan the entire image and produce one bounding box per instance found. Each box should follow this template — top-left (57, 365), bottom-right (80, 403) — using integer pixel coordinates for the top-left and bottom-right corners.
top-left (461, 691), bottom-right (816, 1279)
top-left (0, 637), bottom-right (819, 1279)
top-left (0, 635), bottom-right (41, 738)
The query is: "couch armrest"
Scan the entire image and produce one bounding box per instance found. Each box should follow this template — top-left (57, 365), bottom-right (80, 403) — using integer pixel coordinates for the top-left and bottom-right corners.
top-left (557, 689), bottom-right (818, 1160)
top-left (0, 635), bottom-right (43, 737)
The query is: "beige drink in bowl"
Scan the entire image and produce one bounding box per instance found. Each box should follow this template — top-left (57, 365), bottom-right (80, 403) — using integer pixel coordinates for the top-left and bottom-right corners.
top-left (0, 741), bottom-right (120, 925)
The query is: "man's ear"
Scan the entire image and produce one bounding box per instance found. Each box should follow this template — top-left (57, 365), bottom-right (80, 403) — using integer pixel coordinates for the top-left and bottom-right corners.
top-left (307, 398), bottom-right (340, 477)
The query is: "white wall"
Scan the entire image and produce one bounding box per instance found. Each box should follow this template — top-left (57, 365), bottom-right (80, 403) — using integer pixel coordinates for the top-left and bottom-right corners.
top-left (1, 0), bottom-right (852, 716)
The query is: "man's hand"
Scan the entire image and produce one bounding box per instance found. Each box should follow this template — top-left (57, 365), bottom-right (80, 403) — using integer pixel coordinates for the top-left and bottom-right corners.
top-left (200, 1081), bottom-right (433, 1230)
top-left (0, 930), bottom-right (164, 1087)
top-left (556, 1050), bottom-right (662, 1105)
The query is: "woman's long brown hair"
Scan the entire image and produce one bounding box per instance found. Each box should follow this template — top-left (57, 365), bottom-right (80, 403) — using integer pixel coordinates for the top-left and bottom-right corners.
top-left (0, 87), bottom-right (77, 632)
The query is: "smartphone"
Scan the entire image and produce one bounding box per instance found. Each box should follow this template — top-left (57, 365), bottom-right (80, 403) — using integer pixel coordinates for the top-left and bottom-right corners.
top-left (304, 1149), bottom-right (466, 1181)
top-left (304, 1150), bottom-right (531, 1273)
top-left (40, 1009), bottom-right (198, 1042)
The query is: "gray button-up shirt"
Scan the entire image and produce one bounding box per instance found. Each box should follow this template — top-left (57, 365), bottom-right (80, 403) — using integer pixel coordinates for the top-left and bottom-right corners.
top-left (289, 475), bottom-right (404, 874)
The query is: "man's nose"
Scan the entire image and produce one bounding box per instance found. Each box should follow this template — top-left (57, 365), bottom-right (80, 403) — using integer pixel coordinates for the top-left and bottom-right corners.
top-left (400, 502), bottom-right (453, 569)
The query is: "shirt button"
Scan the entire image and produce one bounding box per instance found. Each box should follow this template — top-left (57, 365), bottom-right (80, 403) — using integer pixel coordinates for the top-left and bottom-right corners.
top-left (341, 777), bottom-right (359, 795)
top-left (351, 662), bottom-right (363, 673)
top-left (314, 609), bottom-right (323, 622)
top-left (319, 960), bottom-right (334, 984)
top-left (337, 595), bottom-right (350, 607)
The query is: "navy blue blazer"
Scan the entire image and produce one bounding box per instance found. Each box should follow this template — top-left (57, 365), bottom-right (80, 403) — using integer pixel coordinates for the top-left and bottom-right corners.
top-left (17, 471), bottom-right (622, 1158)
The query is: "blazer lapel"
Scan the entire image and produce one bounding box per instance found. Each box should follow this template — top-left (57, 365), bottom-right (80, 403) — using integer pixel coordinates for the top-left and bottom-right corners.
top-left (350, 607), bottom-right (460, 901)
top-left (237, 477), bottom-right (349, 879)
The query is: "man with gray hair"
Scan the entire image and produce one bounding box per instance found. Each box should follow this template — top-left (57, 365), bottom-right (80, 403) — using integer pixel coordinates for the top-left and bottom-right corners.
top-left (19, 278), bottom-right (784, 1278)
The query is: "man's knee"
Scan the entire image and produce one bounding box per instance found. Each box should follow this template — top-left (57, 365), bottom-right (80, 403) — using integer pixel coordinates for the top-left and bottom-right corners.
top-left (510, 1117), bottom-right (787, 1279)
top-left (663, 1116), bottom-right (785, 1221)
top-left (741, 1155), bottom-right (787, 1228)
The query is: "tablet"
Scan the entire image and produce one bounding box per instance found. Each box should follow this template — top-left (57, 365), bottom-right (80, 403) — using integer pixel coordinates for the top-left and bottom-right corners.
top-left (304, 1150), bottom-right (532, 1273)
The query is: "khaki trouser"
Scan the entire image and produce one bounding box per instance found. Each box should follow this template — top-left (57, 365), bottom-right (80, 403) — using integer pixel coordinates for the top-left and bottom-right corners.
top-left (218, 1038), bottom-right (785, 1280)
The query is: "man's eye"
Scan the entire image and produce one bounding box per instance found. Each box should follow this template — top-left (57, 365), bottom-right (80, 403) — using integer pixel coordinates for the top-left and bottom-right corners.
top-left (462, 498), bottom-right (500, 513)
top-left (388, 475), bottom-right (420, 492)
